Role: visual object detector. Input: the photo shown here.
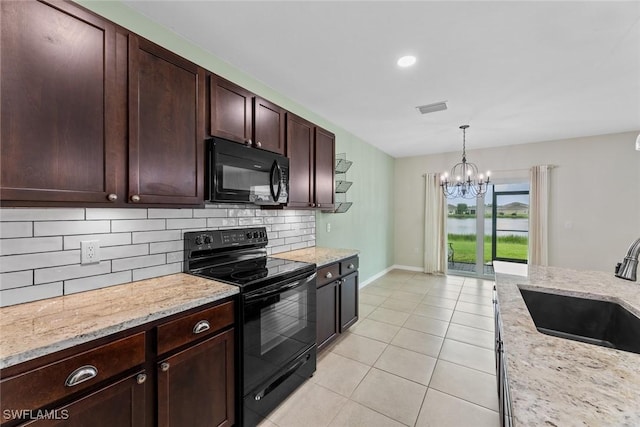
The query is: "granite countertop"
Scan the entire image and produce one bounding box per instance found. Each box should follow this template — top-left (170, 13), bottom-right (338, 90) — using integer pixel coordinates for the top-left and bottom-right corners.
top-left (272, 247), bottom-right (359, 267)
top-left (493, 261), bottom-right (640, 426)
top-left (0, 273), bottom-right (238, 370)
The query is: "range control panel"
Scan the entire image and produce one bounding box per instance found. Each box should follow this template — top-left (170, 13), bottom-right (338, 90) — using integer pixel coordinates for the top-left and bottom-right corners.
top-left (185, 227), bottom-right (268, 252)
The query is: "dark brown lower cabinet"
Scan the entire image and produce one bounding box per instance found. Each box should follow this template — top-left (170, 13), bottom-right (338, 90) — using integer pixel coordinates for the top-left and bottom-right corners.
top-left (157, 329), bottom-right (235, 427)
top-left (19, 372), bottom-right (146, 427)
top-left (316, 257), bottom-right (359, 351)
top-left (316, 280), bottom-right (339, 350)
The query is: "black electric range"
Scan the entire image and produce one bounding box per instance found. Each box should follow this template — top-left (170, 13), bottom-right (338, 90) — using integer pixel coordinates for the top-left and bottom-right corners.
top-left (184, 227), bottom-right (317, 427)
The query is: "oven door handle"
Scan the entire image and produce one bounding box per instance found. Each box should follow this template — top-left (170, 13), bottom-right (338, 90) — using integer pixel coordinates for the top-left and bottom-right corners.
top-left (270, 160), bottom-right (283, 202)
top-left (245, 273), bottom-right (316, 301)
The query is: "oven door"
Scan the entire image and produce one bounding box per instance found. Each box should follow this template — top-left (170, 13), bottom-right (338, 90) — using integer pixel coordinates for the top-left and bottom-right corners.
top-left (209, 137), bottom-right (289, 205)
top-left (242, 272), bottom-right (316, 394)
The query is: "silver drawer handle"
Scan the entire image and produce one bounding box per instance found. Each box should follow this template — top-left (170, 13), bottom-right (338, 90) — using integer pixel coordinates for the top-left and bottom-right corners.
top-left (65, 365), bottom-right (98, 387)
top-left (325, 272), bottom-right (333, 279)
top-left (347, 263), bottom-right (355, 269)
top-left (193, 320), bottom-right (211, 334)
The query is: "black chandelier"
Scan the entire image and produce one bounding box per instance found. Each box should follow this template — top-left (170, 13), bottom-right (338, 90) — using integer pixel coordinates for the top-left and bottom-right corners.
top-left (440, 125), bottom-right (490, 199)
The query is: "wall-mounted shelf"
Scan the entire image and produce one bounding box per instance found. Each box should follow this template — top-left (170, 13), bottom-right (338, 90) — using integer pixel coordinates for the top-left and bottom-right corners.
top-left (334, 153), bottom-right (352, 213)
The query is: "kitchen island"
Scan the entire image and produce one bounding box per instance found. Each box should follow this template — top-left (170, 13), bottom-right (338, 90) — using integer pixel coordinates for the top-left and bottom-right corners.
top-left (494, 261), bottom-right (640, 426)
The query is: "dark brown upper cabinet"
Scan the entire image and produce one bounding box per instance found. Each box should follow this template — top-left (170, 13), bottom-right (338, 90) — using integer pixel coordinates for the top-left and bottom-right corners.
top-left (286, 113), bottom-right (335, 210)
top-left (128, 36), bottom-right (205, 205)
top-left (210, 75), bottom-right (285, 154)
top-left (314, 126), bottom-right (336, 210)
top-left (0, 0), bottom-right (118, 204)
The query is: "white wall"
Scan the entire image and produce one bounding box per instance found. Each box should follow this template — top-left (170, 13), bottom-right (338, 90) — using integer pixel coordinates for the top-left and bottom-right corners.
top-left (394, 131), bottom-right (640, 273)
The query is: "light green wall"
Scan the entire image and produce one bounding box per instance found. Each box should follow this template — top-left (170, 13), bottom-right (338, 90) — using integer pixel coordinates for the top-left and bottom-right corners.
top-left (76, 0), bottom-right (395, 283)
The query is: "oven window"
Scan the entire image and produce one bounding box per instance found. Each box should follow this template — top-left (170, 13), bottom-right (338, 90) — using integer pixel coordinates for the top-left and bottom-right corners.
top-left (260, 291), bottom-right (307, 355)
top-left (243, 278), bottom-right (316, 393)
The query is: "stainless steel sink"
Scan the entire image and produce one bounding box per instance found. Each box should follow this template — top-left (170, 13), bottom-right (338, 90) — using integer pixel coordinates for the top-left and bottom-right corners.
top-left (519, 288), bottom-right (640, 355)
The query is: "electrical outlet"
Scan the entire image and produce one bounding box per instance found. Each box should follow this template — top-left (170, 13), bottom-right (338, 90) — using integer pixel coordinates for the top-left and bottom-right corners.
top-left (81, 240), bottom-right (100, 264)
top-left (326, 223), bottom-right (331, 233)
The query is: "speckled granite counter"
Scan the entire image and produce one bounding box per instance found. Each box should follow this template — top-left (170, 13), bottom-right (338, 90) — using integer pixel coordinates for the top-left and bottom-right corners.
top-left (272, 247), bottom-right (359, 267)
top-left (493, 261), bottom-right (640, 426)
top-left (0, 273), bottom-right (238, 370)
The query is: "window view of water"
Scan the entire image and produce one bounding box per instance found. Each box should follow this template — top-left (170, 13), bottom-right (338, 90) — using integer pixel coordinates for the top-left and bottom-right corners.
top-left (448, 218), bottom-right (528, 237)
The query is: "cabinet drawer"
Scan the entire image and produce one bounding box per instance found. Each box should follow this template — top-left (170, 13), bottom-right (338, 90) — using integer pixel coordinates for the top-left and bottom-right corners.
top-left (317, 264), bottom-right (340, 287)
top-left (340, 257), bottom-right (359, 275)
top-left (156, 301), bottom-right (234, 355)
top-left (0, 332), bottom-right (145, 414)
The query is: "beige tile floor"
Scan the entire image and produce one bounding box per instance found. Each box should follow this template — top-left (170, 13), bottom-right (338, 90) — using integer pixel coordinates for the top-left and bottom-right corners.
top-left (259, 270), bottom-right (500, 427)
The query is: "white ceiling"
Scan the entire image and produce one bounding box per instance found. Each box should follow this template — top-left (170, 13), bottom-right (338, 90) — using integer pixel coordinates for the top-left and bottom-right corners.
top-left (124, 1), bottom-right (640, 158)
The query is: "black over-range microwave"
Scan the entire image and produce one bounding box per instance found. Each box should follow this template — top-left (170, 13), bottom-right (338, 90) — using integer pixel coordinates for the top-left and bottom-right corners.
top-left (207, 137), bottom-right (289, 205)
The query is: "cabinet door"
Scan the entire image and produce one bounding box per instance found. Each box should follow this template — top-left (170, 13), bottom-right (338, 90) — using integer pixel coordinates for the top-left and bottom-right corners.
top-left (0, 0), bottom-right (118, 204)
top-left (210, 75), bottom-right (252, 144)
top-left (157, 329), bottom-right (235, 427)
top-left (316, 281), bottom-right (339, 351)
top-left (340, 272), bottom-right (359, 331)
top-left (286, 113), bottom-right (315, 208)
top-left (253, 97), bottom-right (285, 154)
top-left (314, 127), bottom-right (335, 210)
top-left (18, 372), bottom-right (146, 427)
top-left (128, 36), bottom-right (205, 205)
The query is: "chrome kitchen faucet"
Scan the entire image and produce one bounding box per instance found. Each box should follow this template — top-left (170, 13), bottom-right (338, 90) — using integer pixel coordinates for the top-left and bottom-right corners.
top-left (615, 237), bottom-right (640, 281)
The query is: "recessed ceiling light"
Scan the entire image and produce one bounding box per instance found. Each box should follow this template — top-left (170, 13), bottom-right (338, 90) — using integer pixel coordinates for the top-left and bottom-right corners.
top-left (397, 55), bottom-right (416, 68)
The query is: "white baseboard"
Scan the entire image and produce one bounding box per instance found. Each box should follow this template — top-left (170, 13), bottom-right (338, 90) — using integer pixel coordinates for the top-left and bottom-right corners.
top-left (359, 264), bottom-right (423, 288)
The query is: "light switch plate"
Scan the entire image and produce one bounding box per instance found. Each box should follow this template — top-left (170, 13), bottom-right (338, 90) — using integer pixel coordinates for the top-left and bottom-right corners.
top-left (81, 240), bottom-right (100, 264)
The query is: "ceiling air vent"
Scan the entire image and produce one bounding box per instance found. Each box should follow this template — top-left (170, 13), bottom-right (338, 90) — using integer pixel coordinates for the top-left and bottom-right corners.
top-left (416, 101), bottom-right (448, 115)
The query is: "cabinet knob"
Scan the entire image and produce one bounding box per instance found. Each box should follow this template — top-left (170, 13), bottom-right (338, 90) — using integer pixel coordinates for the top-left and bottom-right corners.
top-left (348, 263), bottom-right (355, 270)
top-left (65, 365), bottom-right (98, 387)
top-left (256, 141), bottom-right (262, 148)
top-left (107, 193), bottom-right (118, 202)
top-left (136, 373), bottom-right (147, 384)
top-left (246, 139), bottom-right (252, 146)
top-left (309, 203), bottom-right (316, 207)
top-left (130, 195), bottom-right (141, 203)
top-left (325, 272), bottom-right (333, 279)
top-left (193, 320), bottom-right (211, 334)
top-left (160, 362), bottom-right (170, 372)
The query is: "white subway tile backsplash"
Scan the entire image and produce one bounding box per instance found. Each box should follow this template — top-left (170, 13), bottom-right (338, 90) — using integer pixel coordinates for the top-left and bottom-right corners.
top-left (101, 244), bottom-right (149, 260)
top-left (0, 222), bottom-right (32, 238)
top-left (0, 271), bottom-right (33, 290)
top-left (34, 221), bottom-right (110, 237)
top-left (0, 205), bottom-right (314, 306)
top-left (132, 230), bottom-right (181, 244)
top-left (112, 254), bottom-right (166, 272)
top-left (148, 208), bottom-right (193, 219)
top-left (1, 250), bottom-right (80, 273)
top-left (193, 208), bottom-right (227, 218)
top-left (65, 271), bottom-right (132, 295)
top-left (132, 262), bottom-right (182, 282)
top-left (0, 282), bottom-right (63, 307)
top-left (64, 233), bottom-right (132, 249)
top-left (34, 261), bottom-right (111, 284)
top-left (166, 218), bottom-right (206, 230)
top-left (1, 237), bottom-right (62, 256)
top-left (227, 209), bottom-right (255, 217)
top-left (207, 218), bottom-right (238, 228)
top-left (86, 208), bottom-right (147, 220)
top-left (112, 219), bottom-right (165, 233)
top-left (166, 251), bottom-right (183, 264)
top-left (238, 217), bottom-right (264, 226)
top-left (0, 208), bottom-right (84, 222)
top-left (149, 240), bottom-right (183, 254)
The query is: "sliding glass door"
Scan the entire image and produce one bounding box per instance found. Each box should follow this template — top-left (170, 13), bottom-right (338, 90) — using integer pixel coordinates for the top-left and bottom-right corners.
top-left (492, 184), bottom-right (529, 263)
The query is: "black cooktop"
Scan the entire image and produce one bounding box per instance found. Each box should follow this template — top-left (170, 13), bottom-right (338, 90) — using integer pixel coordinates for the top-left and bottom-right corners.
top-left (193, 256), bottom-right (314, 291)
